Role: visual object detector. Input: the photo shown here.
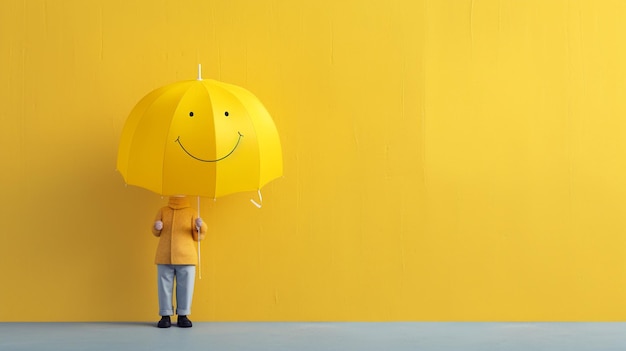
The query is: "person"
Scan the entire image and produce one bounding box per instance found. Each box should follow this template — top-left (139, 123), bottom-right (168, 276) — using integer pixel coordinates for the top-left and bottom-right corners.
top-left (152, 195), bottom-right (207, 328)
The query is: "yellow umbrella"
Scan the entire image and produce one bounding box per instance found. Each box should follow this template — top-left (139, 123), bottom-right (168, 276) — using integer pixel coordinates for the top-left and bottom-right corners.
top-left (117, 68), bottom-right (282, 203)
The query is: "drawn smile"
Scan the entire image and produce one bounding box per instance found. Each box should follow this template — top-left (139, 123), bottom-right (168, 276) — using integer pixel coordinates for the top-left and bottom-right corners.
top-left (175, 132), bottom-right (243, 162)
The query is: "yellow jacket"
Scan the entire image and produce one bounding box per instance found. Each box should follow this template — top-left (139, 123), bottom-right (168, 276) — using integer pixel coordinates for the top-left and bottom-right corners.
top-left (152, 197), bottom-right (207, 265)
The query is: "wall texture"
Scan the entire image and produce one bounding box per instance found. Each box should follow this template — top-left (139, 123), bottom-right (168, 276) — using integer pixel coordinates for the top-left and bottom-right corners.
top-left (2, 0), bottom-right (626, 321)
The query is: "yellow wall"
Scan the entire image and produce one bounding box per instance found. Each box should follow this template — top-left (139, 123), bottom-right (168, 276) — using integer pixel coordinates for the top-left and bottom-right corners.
top-left (2, 0), bottom-right (626, 321)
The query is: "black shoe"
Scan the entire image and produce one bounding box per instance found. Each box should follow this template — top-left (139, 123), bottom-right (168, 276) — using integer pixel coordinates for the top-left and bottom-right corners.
top-left (157, 316), bottom-right (171, 328)
top-left (177, 315), bottom-right (193, 328)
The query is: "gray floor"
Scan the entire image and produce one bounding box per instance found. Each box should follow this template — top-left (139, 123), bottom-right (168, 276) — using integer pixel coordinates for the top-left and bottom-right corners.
top-left (1, 322), bottom-right (626, 350)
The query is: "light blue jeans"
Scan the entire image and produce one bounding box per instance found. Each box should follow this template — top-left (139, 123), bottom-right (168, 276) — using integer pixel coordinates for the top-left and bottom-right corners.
top-left (157, 264), bottom-right (196, 316)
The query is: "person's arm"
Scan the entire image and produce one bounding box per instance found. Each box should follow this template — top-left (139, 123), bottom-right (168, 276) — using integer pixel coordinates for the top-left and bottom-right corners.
top-left (193, 217), bottom-right (207, 241)
top-left (152, 209), bottom-right (163, 237)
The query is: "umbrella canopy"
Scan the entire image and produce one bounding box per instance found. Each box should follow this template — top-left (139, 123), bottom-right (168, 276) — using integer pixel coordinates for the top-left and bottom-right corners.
top-left (117, 78), bottom-right (282, 199)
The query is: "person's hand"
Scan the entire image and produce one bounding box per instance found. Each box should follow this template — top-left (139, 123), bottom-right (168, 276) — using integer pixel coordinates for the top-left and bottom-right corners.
top-left (154, 220), bottom-right (163, 231)
top-left (195, 218), bottom-right (203, 228)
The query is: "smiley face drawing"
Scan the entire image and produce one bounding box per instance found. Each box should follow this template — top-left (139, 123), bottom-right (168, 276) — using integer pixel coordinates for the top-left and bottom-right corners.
top-left (117, 78), bottom-right (282, 199)
top-left (174, 111), bottom-right (244, 163)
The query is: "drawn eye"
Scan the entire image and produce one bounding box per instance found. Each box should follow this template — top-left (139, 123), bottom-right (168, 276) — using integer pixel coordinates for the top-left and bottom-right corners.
top-left (189, 112), bottom-right (194, 117)
top-left (224, 111), bottom-right (229, 117)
